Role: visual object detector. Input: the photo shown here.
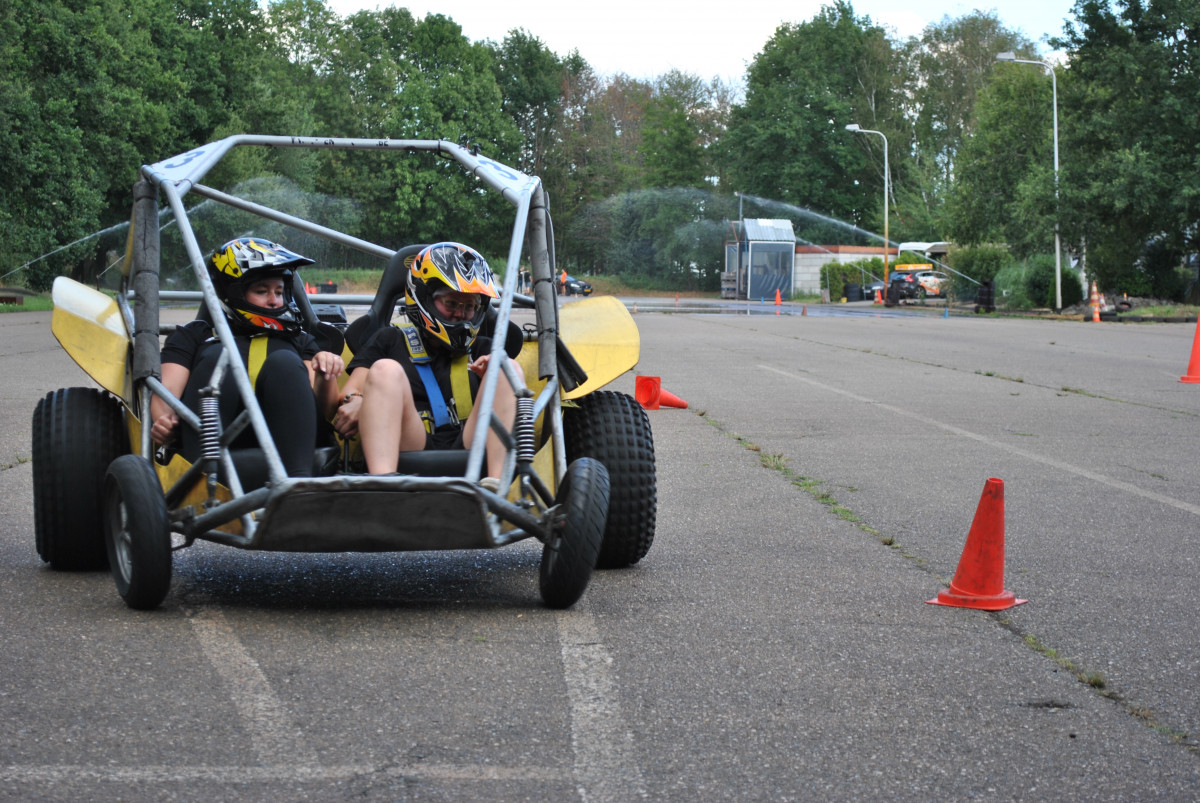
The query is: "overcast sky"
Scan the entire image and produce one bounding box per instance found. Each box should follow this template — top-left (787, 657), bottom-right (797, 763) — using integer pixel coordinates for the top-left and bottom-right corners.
top-left (324, 0), bottom-right (1076, 85)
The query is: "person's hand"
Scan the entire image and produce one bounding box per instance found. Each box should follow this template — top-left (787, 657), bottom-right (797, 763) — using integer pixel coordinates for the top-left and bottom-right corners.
top-left (467, 354), bottom-right (490, 378)
top-left (150, 410), bottom-right (179, 446)
top-left (332, 393), bottom-right (362, 438)
top-left (312, 351), bottom-right (345, 381)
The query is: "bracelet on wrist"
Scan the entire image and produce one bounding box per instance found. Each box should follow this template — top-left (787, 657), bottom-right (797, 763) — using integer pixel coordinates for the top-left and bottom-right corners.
top-left (341, 391), bottom-right (362, 405)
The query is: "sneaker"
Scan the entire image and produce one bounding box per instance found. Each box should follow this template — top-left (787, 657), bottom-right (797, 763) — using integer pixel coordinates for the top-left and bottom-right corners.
top-left (478, 477), bottom-right (501, 493)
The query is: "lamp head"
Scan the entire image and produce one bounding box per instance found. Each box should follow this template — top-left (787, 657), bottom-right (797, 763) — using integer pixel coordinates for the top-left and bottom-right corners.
top-left (845, 124), bottom-right (862, 132)
top-left (995, 51), bottom-right (1016, 62)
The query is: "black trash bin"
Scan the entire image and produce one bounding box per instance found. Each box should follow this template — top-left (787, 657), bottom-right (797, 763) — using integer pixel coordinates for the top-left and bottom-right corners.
top-left (975, 280), bottom-right (995, 313)
top-left (885, 279), bottom-right (902, 307)
top-left (844, 282), bottom-right (861, 302)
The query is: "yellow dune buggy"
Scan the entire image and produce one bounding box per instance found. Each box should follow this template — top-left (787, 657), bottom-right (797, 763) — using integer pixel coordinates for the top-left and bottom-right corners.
top-left (33, 136), bottom-right (656, 610)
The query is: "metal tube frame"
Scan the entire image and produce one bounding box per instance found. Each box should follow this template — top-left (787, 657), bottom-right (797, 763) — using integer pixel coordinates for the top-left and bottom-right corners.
top-left (128, 135), bottom-right (560, 541)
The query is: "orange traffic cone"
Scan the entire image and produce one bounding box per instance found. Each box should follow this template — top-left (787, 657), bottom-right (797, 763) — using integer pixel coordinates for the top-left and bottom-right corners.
top-left (801, 304), bottom-right (807, 316)
top-left (874, 289), bottom-right (882, 305)
top-left (775, 289), bottom-right (782, 306)
top-left (927, 478), bottom-right (1027, 611)
top-left (1180, 318), bottom-right (1200, 383)
top-left (635, 376), bottom-right (688, 410)
top-left (1090, 281), bottom-right (1100, 323)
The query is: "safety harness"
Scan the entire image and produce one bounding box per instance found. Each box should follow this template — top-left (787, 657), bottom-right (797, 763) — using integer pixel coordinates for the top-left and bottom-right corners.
top-left (397, 321), bottom-right (473, 432)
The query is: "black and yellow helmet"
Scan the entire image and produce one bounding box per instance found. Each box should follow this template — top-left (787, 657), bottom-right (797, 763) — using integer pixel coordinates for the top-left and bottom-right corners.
top-left (207, 238), bottom-right (313, 335)
top-left (404, 242), bottom-right (498, 353)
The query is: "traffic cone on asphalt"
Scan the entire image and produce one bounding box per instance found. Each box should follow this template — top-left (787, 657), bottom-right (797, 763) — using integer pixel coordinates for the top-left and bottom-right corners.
top-left (874, 289), bottom-right (882, 305)
top-left (1090, 281), bottom-right (1100, 323)
top-left (802, 304), bottom-right (807, 316)
top-left (775, 289), bottom-right (782, 306)
top-left (635, 376), bottom-right (688, 410)
top-left (1180, 318), bottom-right (1200, 383)
top-left (926, 478), bottom-right (1027, 611)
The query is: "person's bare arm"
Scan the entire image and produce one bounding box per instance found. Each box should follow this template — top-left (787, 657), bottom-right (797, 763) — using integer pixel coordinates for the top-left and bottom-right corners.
top-left (149, 362), bottom-right (190, 445)
top-left (331, 366), bottom-right (369, 438)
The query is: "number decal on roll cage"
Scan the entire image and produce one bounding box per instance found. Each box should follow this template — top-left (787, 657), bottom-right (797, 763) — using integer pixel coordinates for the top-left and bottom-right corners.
top-left (161, 149), bottom-right (205, 170)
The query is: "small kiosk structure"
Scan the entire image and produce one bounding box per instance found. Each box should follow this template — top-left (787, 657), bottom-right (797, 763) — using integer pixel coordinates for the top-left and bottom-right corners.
top-left (724, 219), bottom-right (796, 300)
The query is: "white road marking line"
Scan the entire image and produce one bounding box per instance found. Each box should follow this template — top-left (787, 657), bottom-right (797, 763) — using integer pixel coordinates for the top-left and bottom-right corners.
top-left (187, 606), bottom-right (320, 767)
top-left (0, 763), bottom-right (571, 784)
top-left (557, 604), bottom-right (647, 802)
top-left (760, 363), bottom-right (1200, 516)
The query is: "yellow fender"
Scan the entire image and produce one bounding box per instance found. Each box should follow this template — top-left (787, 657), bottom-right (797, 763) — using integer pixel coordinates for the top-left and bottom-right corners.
top-left (50, 277), bottom-right (131, 402)
top-left (555, 295), bottom-right (640, 400)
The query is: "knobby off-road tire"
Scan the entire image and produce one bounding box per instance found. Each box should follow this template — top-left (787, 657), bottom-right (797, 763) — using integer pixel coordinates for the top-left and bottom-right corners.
top-left (104, 454), bottom-right (172, 610)
top-left (563, 390), bottom-right (657, 568)
top-left (31, 387), bottom-right (128, 570)
top-left (540, 457), bottom-right (608, 609)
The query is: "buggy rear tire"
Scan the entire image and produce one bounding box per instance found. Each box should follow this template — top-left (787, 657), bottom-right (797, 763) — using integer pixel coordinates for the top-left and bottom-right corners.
top-left (31, 387), bottom-right (127, 570)
top-left (104, 454), bottom-right (172, 610)
top-left (540, 457), bottom-right (608, 609)
top-left (563, 391), bottom-right (657, 568)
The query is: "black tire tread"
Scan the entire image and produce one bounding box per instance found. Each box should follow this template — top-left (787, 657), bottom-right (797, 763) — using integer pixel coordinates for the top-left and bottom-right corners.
top-left (32, 388), bottom-right (127, 570)
top-left (563, 390), bottom-right (657, 568)
top-left (104, 454), bottom-right (172, 610)
top-left (540, 457), bottom-right (608, 609)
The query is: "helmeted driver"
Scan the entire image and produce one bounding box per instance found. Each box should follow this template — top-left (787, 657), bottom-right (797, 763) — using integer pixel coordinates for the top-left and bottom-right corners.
top-left (150, 238), bottom-right (344, 477)
top-left (332, 242), bottom-right (523, 484)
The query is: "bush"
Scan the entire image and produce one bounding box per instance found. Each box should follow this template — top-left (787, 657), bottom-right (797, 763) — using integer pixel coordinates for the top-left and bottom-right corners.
top-left (1025, 255), bottom-right (1084, 308)
top-left (946, 244), bottom-right (1013, 300)
top-left (823, 257), bottom-right (883, 298)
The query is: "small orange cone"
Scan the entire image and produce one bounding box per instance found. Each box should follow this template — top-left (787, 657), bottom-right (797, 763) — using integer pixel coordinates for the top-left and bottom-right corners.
top-left (927, 478), bottom-right (1027, 611)
top-left (1090, 281), bottom-right (1100, 323)
top-left (775, 289), bottom-right (782, 306)
top-left (874, 289), bottom-right (882, 305)
top-left (635, 376), bottom-right (688, 410)
top-left (1181, 318), bottom-right (1200, 382)
top-left (801, 304), bottom-right (807, 316)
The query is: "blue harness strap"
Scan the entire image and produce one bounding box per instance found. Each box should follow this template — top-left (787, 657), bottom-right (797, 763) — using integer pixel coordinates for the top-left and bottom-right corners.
top-left (398, 322), bottom-right (453, 429)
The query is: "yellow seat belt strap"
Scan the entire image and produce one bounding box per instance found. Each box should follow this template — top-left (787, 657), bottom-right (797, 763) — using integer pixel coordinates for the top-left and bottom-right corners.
top-left (248, 335), bottom-right (269, 391)
top-left (451, 353), bottom-right (472, 422)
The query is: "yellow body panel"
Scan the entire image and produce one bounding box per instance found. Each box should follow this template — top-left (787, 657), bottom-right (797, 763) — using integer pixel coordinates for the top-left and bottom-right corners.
top-left (153, 452), bottom-right (243, 536)
top-left (557, 296), bottom-right (640, 400)
top-left (50, 277), bottom-right (131, 401)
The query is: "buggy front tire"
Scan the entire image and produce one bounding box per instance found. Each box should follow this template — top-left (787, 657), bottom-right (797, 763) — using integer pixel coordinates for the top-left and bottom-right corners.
top-left (104, 454), bottom-right (172, 610)
top-left (31, 387), bottom-right (127, 570)
top-left (563, 391), bottom-right (657, 568)
top-left (540, 457), bottom-right (608, 609)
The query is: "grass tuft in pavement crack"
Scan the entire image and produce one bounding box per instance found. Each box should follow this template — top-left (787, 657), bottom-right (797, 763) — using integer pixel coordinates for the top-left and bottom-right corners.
top-left (700, 413), bottom-right (883, 542)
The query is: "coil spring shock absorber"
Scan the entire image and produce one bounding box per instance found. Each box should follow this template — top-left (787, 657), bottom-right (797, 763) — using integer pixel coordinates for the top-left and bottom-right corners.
top-left (200, 388), bottom-right (220, 502)
top-left (515, 395), bottom-right (535, 465)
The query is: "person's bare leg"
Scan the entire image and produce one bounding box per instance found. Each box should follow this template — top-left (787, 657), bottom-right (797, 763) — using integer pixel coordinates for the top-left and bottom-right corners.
top-left (359, 359), bottom-right (426, 474)
top-left (464, 360), bottom-right (524, 478)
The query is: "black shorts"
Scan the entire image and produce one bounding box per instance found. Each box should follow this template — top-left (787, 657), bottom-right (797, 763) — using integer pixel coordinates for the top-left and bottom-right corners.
top-left (426, 427), bottom-right (465, 451)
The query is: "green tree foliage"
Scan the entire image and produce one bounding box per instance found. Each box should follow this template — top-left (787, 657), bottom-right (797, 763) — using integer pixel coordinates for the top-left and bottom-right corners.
top-left (722, 2), bottom-right (902, 242)
top-left (1056, 0), bottom-right (1200, 297)
top-left (944, 66), bottom-right (1057, 257)
top-left (899, 12), bottom-right (1035, 235)
top-left (11, 0), bottom-right (1198, 302)
top-left (297, 10), bottom-right (521, 254)
top-left (489, 29), bottom-right (564, 181)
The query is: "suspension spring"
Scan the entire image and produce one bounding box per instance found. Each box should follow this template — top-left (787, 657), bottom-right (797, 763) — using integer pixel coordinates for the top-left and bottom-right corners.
top-left (200, 391), bottom-right (221, 465)
top-left (515, 396), bottom-right (535, 465)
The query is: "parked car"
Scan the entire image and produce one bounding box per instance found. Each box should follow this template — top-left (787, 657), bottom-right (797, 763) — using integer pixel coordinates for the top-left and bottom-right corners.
top-left (563, 275), bottom-right (593, 295)
top-left (888, 270), bottom-right (922, 302)
top-left (913, 270), bottom-right (949, 298)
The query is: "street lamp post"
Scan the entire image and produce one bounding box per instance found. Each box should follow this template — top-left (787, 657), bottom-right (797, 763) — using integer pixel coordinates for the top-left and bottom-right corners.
top-left (996, 51), bottom-right (1062, 312)
top-left (845, 124), bottom-right (890, 280)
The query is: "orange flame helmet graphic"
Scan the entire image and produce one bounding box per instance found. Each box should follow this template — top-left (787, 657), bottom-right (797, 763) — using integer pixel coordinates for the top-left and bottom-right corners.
top-left (404, 242), bottom-right (497, 353)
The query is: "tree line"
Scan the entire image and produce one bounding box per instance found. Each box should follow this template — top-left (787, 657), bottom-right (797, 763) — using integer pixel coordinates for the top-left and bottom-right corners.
top-left (3, 0), bottom-right (1196, 298)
